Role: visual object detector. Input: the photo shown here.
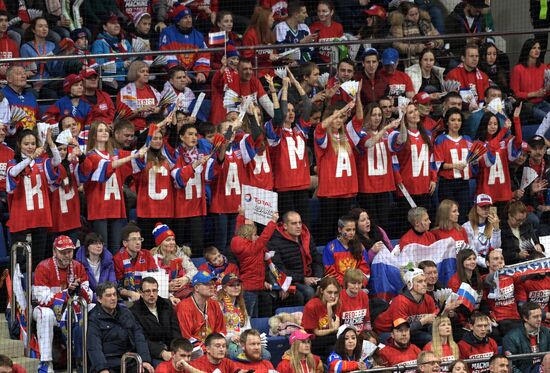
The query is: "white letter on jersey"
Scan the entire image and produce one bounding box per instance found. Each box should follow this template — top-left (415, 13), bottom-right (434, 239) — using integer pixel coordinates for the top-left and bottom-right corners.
top-left (185, 167), bottom-right (202, 199)
top-left (411, 144), bottom-right (429, 177)
top-left (148, 167), bottom-right (168, 200)
top-left (104, 174), bottom-right (121, 200)
top-left (253, 153), bottom-right (270, 175)
top-left (58, 181), bottom-right (75, 214)
top-left (367, 143), bottom-right (388, 176)
top-left (24, 175), bottom-right (43, 210)
top-left (286, 137), bottom-right (305, 169)
top-left (450, 148), bottom-right (469, 179)
top-left (225, 162), bottom-right (241, 195)
top-left (336, 149), bottom-right (352, 178)
top-left (488, 153), bottom-right (505, 185)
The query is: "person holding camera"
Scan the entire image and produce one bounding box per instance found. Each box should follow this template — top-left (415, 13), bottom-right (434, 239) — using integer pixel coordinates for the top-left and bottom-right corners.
top-left (32, 235), bottom-right (92, 373)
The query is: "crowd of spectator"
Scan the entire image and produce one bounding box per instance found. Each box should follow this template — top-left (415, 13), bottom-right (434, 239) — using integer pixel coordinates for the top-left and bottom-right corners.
top-left (2, 0), bottom-right (550, 372)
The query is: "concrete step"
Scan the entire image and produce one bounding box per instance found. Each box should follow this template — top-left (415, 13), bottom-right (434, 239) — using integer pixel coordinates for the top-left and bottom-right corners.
top-left (0, 317), bottom-right (9, 339)
top-left (13, 356), bottom-right (40, 372)
top-left (0, 338), bottom-right (24, 357)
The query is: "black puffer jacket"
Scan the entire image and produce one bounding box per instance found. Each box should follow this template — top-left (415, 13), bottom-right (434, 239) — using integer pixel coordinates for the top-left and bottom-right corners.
top-left (87, 304), bottom-right (151, 373)
top-left (268, 224), bottom-right (324, 283)
top-left (130, 297), bottom-right (182, 359)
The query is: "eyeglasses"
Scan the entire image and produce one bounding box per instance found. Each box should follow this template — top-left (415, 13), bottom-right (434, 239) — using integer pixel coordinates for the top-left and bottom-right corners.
top-left (125, 237), bottom-right (144, 242)
top-left (421, 361), bottom-right (441, 366)
top-left (142, 289), bottom-right (158, 294)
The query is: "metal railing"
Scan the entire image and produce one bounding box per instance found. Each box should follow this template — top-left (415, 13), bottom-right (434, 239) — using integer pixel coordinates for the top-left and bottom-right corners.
top-left (352, 351), bottom-right (550, 372)
top-left (121, 352), bottom-right (143, 373)
top-left (66, 296), bottom-right (88, 373)
top-left (9, 242), bottom-right (32, 357)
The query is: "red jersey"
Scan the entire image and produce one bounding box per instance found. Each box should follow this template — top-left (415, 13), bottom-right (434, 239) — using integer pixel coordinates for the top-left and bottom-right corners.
top-left (0, 143), bottom-right (14, 193)
top-left (265, 119), bottom-right (312, 191)
top-left (327, 76), bottom-right (354, 105)
top-left (458, 336), bottom-right (498, 373)
top-left (186, 0), bottom-right (219, 20)
top-left (155, 361), bottom-right (183, 373)
top-left (446, 65), bottom-right (490, 103)
top-left (337, 289), bottom-right (371, 331)
top-left (132, 155), bottom-right (175, 218)
top-left (399, 229), bottom-right (437, 248)
top-left (510, 63), bottom-right (548, 104)
top-left (380, 70), bottom-right (414, 97)
top-left (189, 356), bottom-right (237, 373)
top-left (208, 136), bottom-right (255, 214)
top-left (224, 71), bottom-right (267, 112)
top-left (515, 274), bottom-right (550, 321)
top-left (277, 354), bottom-right (321, 373)
top-left (434, 134), bottom-right (473, 180)
top-left (309, 21), bottom-right (344, 63)
top-left (477, 138), bottom-right (521, 203)
top-left (79, 149), bottom-right (132, 220)
top-left (483, 274), bottom-right (520, 321)
top-left (172, 158), bottom-right (207, 218)
top-left (82, 89), bottom-right (115, 125)
top-left (113, 248), bottom-right (158, 291)
top-left (116, 0), bottom-right (152, 21)
top-left (378, 341), bottom-right (421, 372)
top-left (0, 33), bottom-right (19, 78)
top-left (50, 162), bottom-right (81, 233)
top-left (7, 157), bottom-right (56, 232)
top-left (302, 297), bottom-right (338, 332)
top-left (175, 296), bottom-right (226, 342)
top-left (210, 67), bottom-right (233, 125)
top-left (246, 148), bottom-right (274, 190)
top-left (314, 123), bottom-right (359, 198)
top-left (432, 228), bottom-right (469, 247)
top-left (242, 28), bottom-right (275, 78)
top-left (33, 258), bottom-right (92, 307)
top-left (259, 0), bottom-right (288, 22)
top-left (233, 359), bottom-right (274, 373)
top-left (355, 132), bottom-right (396, 193)
top-left (374, 291), bottom-right (439, 332)
top-left (116, 83), bottom-right (161, 131)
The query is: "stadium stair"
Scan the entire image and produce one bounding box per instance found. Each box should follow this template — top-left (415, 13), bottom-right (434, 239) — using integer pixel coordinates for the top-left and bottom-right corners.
top-left (0, 315), bottom-right (40, 372)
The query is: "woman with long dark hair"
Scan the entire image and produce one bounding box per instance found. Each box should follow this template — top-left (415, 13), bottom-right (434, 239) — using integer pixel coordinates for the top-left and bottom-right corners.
top-left (349, 207), bottom-right (393, 261)
top-left (301, 276), bottom-right (341, 362)
top-left (479, 42), bottom-right (510, 95)
top-left (474, 104), bottom-right (523, 215)
top-left (511, 38), bottom-right (550, 121)
top-left (7, 128), bottom-right (60, 267)
top-left (434, 108), bottom-right (472, 219)
top-left (327, 325), bottom-right (366, 373)
top-left (322, 215), bottom-right (370, 285)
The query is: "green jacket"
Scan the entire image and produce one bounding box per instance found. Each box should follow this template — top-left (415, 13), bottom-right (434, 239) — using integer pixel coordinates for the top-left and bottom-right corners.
top-left (502, 324), bottom-right (550, 373)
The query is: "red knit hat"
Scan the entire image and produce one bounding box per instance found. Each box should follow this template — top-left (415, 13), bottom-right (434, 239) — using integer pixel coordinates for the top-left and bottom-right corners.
top-left (152, 222), bottom-right (175, 246)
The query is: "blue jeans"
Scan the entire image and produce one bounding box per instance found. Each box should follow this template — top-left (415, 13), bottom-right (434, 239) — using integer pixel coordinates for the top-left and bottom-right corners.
top-left (296, 283), bottom-right (315, 303)
top-left (244, 291), bottom-right (259, 318)
top-left (533, 101), bottom-right (550, 122)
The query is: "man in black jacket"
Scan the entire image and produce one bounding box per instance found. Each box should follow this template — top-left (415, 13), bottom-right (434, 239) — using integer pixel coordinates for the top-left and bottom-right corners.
top-left (130, 277), bottom-right (183, 364)
top-left (268, 211), bottom-right (324, 303)
top-left (87, 281), bottom-right (154, 373)
top-left (445, 0), bottom-right (490, 57)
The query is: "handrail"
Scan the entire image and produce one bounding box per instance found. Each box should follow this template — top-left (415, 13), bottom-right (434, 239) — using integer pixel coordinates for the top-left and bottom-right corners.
top-left (121, 352), bottom-right (143, 373)
top-left (1, 27), bottom-right (550, 65)
top-left (66, 296), bottom-right (88, 373)
top-left (10, 242), bottom-right (32, 357)
top-left (352, 350), bottom-right (550, 372)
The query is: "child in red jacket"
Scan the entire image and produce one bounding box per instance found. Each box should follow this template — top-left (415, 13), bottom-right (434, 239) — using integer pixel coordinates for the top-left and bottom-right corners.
top-left (230, 206), bottom-right (279, 317)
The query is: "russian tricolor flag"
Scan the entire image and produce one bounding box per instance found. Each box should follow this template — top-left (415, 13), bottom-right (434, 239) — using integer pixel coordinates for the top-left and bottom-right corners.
top-left (369, 238), bottom-right (457, 301)
top-left (457, 282), bottom-right (479, 311)
top-left (208, 31), bottom-right (226, 46)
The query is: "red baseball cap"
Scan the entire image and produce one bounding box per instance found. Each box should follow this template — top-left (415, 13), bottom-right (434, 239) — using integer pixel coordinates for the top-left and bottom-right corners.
top-left (363, 5), bottom-right (387, 20)
top-left (63, 74), bottom-right (82, 94)
top-left (80, 68), bottom-right (98, 79)
top-left (53, 235), bottom-right (76, 251)
top-left (476, 194), bottom-right (493, 207)
top-left (413, 92), bottom-right (432, 105)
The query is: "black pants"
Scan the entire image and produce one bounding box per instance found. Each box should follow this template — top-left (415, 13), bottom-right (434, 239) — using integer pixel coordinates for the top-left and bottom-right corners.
top-left (357, 192), bottom-right (393, 228)
top-left (277, 189), bottom-right (311, 228)
top-left (12, 227), bottom-right (48, 270)
top-left (438, 178), bottom-right (471, 224)
top-left (173, 216), bottom-right (204, 257)
top-left (316, 197), bottom-right (354, 246)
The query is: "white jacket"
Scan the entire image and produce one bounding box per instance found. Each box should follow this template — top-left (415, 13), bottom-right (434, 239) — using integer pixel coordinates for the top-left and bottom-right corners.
top-left (405, 63), bottom-right (445, 93)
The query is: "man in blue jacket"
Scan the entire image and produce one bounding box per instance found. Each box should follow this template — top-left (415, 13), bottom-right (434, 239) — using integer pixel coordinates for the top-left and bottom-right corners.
top-left (87, 281), bottom-right (155, 373)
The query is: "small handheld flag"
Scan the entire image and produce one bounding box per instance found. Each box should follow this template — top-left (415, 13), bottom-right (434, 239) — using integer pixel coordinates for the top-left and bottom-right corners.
top-left (456, 282), bottom-right (479, 311)
top-left (208, 31), bottom-right (226, 46)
